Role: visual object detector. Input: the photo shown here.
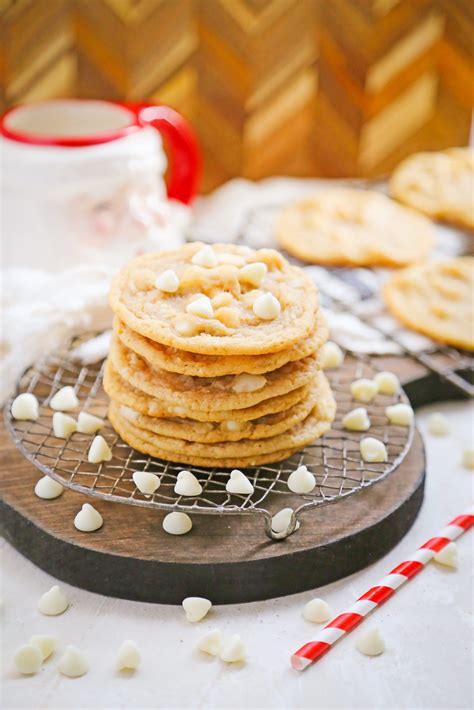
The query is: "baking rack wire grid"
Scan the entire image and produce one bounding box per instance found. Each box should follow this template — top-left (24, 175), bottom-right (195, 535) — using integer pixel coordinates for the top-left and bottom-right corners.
top-left (235, 201), bottom-right (473, 399)
top-left (5, 334), bottom-right (413, 540)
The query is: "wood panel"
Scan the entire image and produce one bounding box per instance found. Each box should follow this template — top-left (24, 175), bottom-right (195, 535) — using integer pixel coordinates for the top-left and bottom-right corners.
top-left (0, 0), bottom-right (472, 191)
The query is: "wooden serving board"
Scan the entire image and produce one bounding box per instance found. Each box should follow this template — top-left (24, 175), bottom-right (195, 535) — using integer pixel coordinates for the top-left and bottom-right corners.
top-left (0, 354), bottom-right (438, 605)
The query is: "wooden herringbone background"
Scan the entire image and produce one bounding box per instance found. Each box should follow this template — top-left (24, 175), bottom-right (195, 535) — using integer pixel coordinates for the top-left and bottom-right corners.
top-left (1, 0), bottom-right (472, 192)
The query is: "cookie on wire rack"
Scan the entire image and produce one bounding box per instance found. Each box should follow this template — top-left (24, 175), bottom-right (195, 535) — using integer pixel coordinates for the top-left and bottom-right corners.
top-left (390, 148), bottom-right (474, 231)
top-left (275, 188), bottom-right (434, 267)
top-left (383, 257), bottom-right (474, 351)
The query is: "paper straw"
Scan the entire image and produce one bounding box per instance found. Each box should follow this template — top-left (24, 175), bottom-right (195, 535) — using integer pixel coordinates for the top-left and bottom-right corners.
top-left (291, 505), bottom-right (474, 671)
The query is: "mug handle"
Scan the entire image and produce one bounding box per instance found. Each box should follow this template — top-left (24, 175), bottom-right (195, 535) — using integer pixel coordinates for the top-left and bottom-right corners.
top-left (127, 103), bottom-right (201, 205)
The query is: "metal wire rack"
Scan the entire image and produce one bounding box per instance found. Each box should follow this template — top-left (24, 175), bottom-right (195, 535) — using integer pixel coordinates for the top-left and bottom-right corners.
top-left (5, 333), bottom-right (413, 539)
top-left (237, 202), bottom-right (474, 399)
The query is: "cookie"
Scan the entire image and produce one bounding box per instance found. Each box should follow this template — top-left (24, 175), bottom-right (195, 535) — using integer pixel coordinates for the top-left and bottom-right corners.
top-left (108, 381), bottom-right (335, 467)
top-left (109, 336), bottom-right (320, 413)
top-left (383, 257), bottom-right (474, 350)
top-left (115, 310), bottom-right (328, 377)
top-left (390, 148), bottom-right (474, 230)
top-left (276, 188), bottom-right (434, 267)
top-left (116, 372), bottom-right (326, 443)
top-left (103, 360), bottom-right (312, 422)
top-left (109, 243), bottom-right (318, 355)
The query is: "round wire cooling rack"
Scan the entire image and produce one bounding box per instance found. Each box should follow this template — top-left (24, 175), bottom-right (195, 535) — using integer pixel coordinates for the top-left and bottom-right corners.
top-left (5, 332), bottom-right (414, 540)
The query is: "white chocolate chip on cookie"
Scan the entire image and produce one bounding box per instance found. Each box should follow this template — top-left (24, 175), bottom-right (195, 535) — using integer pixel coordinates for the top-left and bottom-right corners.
top-left (232, 373), bottom-right (266, 393)
top-left (192, 245), bottom-right (218, 268)
top-left (252, 292), bottom-right (281, 320)
top-left (155, 269), bottom-right (180, 293)
top-left (240, 262), bottom-right (267, 287)
top-left (186, 295), bottom-right (214, 319)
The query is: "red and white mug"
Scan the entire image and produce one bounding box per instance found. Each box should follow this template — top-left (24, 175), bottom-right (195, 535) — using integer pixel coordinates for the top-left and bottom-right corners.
top-left (0, 99), bottom-right (201, 270)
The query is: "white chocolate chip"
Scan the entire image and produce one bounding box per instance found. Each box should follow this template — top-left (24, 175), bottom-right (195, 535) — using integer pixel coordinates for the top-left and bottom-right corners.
top-left (50, 386), bottom-right (79, 412)
top-left (222, 420), bottom-right (241, 432)
top-left (120, 406), bottom-right (139, 421)
top-left (175, 470), bottom-right (203, 497)
top-left (133, 470), bottom-right (161, 496)
top-left (11, 393), bottom-right (39, 421)
top-left (226, 469), bottom-right (254, 495)
top-left (428, 412), bottom-right (450, 436)
top-left (252, 292), bottom-right (281, 320)
top-left (53, 412), bottom-right (77, 438)
top-left (88, 435), bottom-right (112, 463)
top-left (38, 585), bottom-right (69, 616)
top-left (462, 448), bottom-right (474, 469)
top-left (351, 378), bottom-right (378, 403)
top-left (386, 403), bottom-right (414, 427)
top-left (360, 437), bottom-right (387, 463)
top-left (77, 412), bottom-right (104, 434)
top-left (342, 407), bottom-right (371, 431)
top-left (192, 245), bottom-right (218, 268)
top-left (287, 465), bottom-right (316, 494)
top-left (320, 341), bottom-right (345, 370)
top-left (116, 640), bottom-right (141, 671)
top-left (186, 295), bottom-right (214, 319)
top-left (374, 371), bottom-right (400, 395)
top-left (232, 373), bottom-right (266, 393)
top-left (356, 629), bottom-right (385, 656)
top-left (240, 262), bottom-right (267, 287)
top-left (58, 646), bottom-right (89, 677)
top-left (175, 316), bottom-right (196, 336)
top-left (219, 634), bottom-right (246, 663)
top-left (163, 511), bottom-right (192, 535)
top-left (271, 507), bottom-right (300, 534)
top-left (434, 541), bottom-right (458, 568)
top-left (35, 476), bottom-right (64, 500)
top-left (196, 629), bottom-right (221, 656)
top-left (182, 597), bottom-right (212, 623)
top-left (74, 503), bottom-right (103, 532)
top-left (155, 269), bottom-right (180, 293)
top-left (13, 644), bottom-right (42, 675)
top-left (303, 598), bottom-right (331, 623)
top-left (29, 635), bottom-right (56, 661)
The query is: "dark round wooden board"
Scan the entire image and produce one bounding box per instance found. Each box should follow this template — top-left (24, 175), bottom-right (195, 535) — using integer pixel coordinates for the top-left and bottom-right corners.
top-left (3, 352), bottom-right (464, 605)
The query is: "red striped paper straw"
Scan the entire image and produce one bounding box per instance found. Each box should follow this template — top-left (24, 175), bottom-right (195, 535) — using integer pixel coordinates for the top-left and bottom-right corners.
top-left (291, 505), bottom-right (474, 671)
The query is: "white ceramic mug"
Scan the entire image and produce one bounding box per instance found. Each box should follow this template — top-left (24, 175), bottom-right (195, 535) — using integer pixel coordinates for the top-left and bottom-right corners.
top-left (0, 99), bottom-right (200, 271)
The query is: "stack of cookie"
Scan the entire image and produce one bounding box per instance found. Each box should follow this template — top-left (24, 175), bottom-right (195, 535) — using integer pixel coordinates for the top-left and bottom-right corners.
top-left (105, 242), bottom-right (336, 468)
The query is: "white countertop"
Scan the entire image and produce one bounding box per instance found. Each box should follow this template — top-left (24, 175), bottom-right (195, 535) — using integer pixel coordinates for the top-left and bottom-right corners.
top-left (2, 400), bottom-right (473, 710)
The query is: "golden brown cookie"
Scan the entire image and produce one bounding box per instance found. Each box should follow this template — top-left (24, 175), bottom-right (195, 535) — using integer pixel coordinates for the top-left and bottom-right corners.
top-left (383, 257), bottom-right (474, 350)
top-left (276, 188), bottom-right (434, 267)
top-left (103, 360), bottom-right (312, 422)
top-left (390, 148), bottom-right (474, 230)
top-left (109, 243), bottom-right (318, 355)
top-left (116, 372), bottom-right (326, 443)
top-left (109, 336), bottom-right (320, 413)
top-left (115, 310), bottom-right (328, 377)
top-left (108, 377), bottom-right (335, 467)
